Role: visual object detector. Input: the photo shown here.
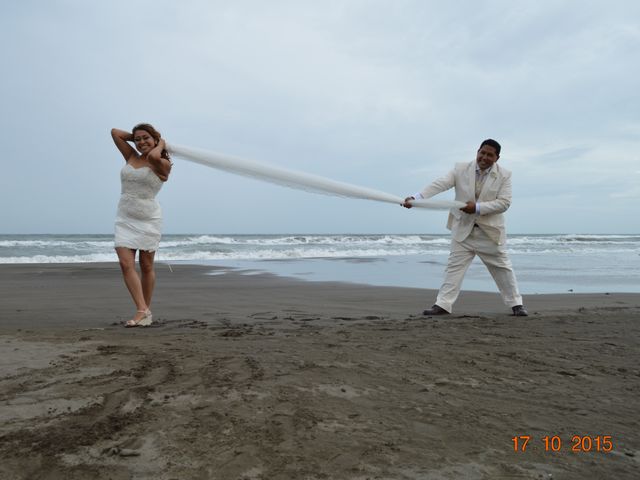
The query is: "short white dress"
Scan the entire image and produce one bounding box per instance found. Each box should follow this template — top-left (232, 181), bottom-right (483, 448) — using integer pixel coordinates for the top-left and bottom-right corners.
top-left (114, 164), bottom-right (164, 252)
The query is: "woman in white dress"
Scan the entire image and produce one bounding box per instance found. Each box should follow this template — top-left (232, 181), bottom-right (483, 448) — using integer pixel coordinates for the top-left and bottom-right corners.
top-left (111, 124), bottom-right (172, 327)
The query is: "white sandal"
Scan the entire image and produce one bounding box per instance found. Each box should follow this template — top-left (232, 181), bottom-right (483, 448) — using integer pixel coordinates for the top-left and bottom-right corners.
top-left (125, 309), bottom-right (153, 327)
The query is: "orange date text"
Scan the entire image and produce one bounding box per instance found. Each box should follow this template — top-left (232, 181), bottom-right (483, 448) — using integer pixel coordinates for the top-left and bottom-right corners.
top-left (512, 435), bottom-right (613, 453)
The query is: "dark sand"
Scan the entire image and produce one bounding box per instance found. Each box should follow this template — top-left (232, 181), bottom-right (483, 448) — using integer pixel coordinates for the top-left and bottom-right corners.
top-left (0, 263), bottom-right (639, 479)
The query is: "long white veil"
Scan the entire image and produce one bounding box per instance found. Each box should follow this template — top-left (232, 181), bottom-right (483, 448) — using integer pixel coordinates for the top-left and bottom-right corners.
top-left (167, 143), bottom-right (463, 210)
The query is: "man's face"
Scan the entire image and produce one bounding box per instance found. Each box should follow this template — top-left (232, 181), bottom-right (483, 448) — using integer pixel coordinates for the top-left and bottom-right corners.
top-left (476, 145), bottom-right (499, 170)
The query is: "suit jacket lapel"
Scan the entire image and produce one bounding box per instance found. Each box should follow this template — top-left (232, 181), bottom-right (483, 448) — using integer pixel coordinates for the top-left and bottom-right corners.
top-left (478, 165), bottom-right (499, 200)
top-left (468, 161), bottom-right (476, 199)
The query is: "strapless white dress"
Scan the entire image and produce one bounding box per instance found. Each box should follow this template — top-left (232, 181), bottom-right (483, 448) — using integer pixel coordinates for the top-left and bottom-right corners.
top-left (114, 164), bottom-right (163, 252)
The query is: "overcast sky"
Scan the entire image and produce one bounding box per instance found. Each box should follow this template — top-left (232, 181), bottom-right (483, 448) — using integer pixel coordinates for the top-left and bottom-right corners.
top-left (2, 0), bottom-right (639, 234)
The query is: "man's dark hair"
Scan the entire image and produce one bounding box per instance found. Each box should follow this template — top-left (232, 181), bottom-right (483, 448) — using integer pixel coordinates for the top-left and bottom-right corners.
top-left (480, 138), bottom-right (501, 157)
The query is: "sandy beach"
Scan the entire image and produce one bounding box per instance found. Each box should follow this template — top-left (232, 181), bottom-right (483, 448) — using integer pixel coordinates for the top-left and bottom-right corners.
top-left (1, 263), bottom-right (639, 479)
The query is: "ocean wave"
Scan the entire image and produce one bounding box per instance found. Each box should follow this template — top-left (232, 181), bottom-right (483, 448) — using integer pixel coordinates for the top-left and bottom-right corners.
top-left (155, 247), bottom-right (453, 261)
top-left (0, 253), bottom-right (118, 264)
top-left (559, 234), bottom-right (640, 243)
top-left (1, 234), bottom-right (638, 264)
top-left (0, 239), bottom-right (113, 248)
top-left (162, 248), bottom-right (449, 260)
top-left (159, 234), bottom-right (450, 248)
top-left (507, 235), bottom-right (640, 245)
top-left (507, 248), bottom-right (639, 255)
top-left (0, 247), bottom-right (453, 264)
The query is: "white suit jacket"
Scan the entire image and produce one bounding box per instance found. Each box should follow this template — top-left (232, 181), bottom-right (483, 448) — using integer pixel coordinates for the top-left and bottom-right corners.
top-left (419, 161), bottom-right (512, 245)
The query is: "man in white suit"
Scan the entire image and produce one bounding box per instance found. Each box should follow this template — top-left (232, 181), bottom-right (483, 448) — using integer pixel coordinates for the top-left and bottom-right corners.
top-left (403, 139), bottom-right (528, 316)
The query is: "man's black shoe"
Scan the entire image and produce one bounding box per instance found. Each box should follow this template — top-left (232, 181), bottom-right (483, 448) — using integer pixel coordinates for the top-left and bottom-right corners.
top-left (423, 305), bottom-right (450, 316)
top-left (512, 305), bottom-right (528, 316)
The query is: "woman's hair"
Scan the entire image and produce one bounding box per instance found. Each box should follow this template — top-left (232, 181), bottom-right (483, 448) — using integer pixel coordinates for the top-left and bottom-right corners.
top-left (132, 123), bottom-right (170, 160)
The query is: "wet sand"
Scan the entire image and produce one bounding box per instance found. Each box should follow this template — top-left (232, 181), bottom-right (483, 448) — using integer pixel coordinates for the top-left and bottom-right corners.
top-left (1, 263), bottom-right (639, 479)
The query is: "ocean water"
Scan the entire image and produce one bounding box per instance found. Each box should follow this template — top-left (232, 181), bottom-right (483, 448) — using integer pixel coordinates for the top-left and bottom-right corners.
top-left (1, 234), bottom-right (639, 294)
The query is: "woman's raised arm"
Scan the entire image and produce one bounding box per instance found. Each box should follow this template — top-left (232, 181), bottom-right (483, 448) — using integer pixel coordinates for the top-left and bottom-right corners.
top-left (111, 128), bottom-right (137, 162)
top-left (148, 138), bottom-right (172, 182)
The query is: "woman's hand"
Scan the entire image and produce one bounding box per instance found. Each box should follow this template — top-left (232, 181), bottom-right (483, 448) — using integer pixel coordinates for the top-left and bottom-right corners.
top-left (148, 138), bottom-right (166, 162)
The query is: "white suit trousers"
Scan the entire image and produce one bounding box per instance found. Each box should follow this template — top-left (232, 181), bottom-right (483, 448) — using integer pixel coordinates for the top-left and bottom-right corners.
top-left (435, 226), bottom-right (522, 312)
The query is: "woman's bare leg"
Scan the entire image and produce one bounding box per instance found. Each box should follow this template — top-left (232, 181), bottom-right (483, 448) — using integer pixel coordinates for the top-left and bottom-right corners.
top-left (116, 247), bottom-right (148, 320)
top-left (139, 250), bottom-right (157, 309)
